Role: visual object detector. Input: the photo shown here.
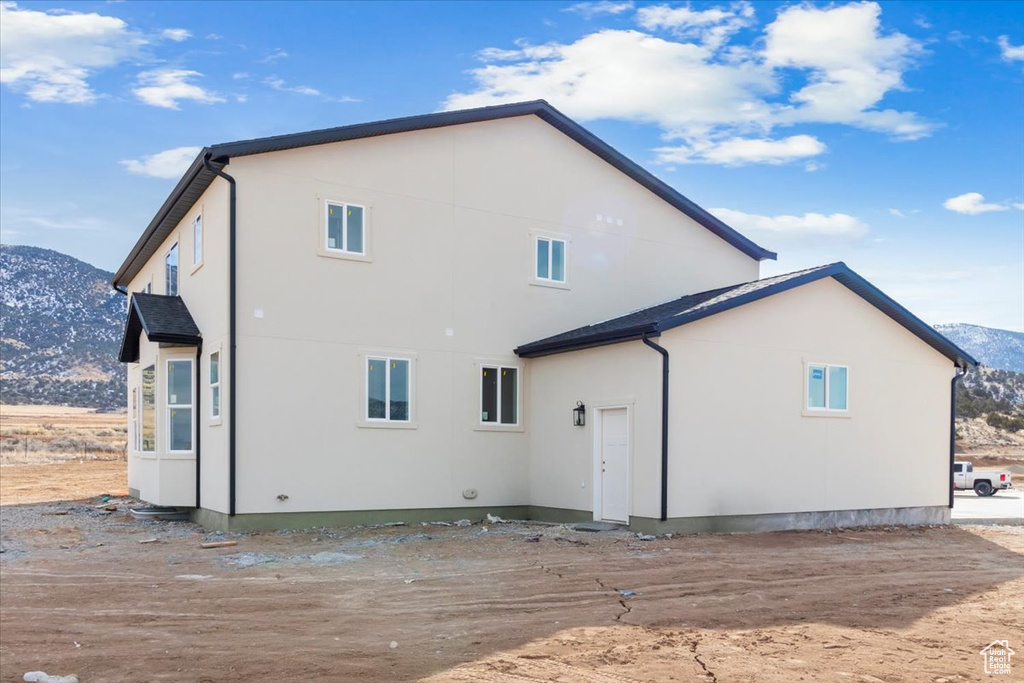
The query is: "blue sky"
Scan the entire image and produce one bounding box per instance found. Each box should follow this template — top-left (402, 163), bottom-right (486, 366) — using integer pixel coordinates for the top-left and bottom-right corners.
top-left (1, 0), bottom-right (1022, 330)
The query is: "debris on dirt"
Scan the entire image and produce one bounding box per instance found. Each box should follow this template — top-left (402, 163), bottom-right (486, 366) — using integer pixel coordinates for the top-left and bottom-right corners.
top-left (23, 672), bottom-right (79, 683)
top-left (139, 538), bottom-right (158, 544)
top-left (553, 536), bottom-right (589, 546)
top-left (96, 503), bottom-right (117, 511)
top-left (618, 590), bottom-right (641, 597)
top-left (404, 578), bottom-right (415, 584)
top-left (636, 533), bottom-right (657, 541)
top-left (524, 535), bottom-right (541, 542)
top-left (486, 513), bottom-right (507, 524)
top-left (41, 510), bottom-right (69, 516)
top-left (454, 519), bottom-right (472, 527)
top-left (200, 540), bottom-right (238, 549)
top-left (389, 641), bottom-right (399, 649)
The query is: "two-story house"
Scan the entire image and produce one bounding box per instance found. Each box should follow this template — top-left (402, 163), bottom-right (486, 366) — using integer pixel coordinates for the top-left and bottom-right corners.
top-left (115, 101), bottom-right (975, 532)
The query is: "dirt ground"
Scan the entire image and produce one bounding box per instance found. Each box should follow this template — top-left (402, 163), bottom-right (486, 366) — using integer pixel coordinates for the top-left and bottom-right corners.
top-left (1, 489), bottom-right (1022, 683)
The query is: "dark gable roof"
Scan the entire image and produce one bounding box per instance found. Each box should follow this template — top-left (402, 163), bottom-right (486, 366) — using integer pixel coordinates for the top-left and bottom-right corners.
top-left (119, 293), bottom-right (202, 363)
top-left (515, 262), bottom-right (978, 369)
top-left (112, 100), bottom-right (775, 288)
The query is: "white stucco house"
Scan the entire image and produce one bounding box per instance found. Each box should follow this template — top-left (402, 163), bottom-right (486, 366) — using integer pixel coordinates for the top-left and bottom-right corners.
top-left (114, 101), bottom-right (976, 532)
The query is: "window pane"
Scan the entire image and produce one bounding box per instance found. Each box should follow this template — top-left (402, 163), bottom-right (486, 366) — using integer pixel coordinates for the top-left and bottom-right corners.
top-left (807, 365), bottom-right (826, 408)
top-left (169, 407), bottom-right (192, 451)
top-left (210, 352), bottom-right (219, 384)
top-left (347, 205), bottom-right (364, 254)
top-left (551, 240), bottom-right (565, 282)
top-left (367, 358), bottom-right (386, 419)
top-left (142, 366), bottom-right (155, 452)
top-left (500, 367), bottom-right (517, 424)
top-left (166, 244), bottom-right (178, 296)
top-left (211, 386), bottom-right (220, 418)
top-left (481, 367), bottom-right (497, 423)
top-left (828, 366), bottom-right (848, 410)
top-left (536, 239), bottom-right (549, 279)
top-left (389, 359), bottom-right (409, 421)
top-left (193, 216), bottom-right (203, 264)
top-left (167, 360), bottom-right (192, 405)
top-left (327, 203), bottom-right (343, 250)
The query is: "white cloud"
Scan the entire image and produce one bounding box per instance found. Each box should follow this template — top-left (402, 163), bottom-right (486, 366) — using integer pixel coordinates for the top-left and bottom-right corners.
top-left (0, 1), bottom-right (146, 104)
top-left (655, 134), bottom-right (825, 166)
top-left (943, 192), bottom-right (1010, 215)
top-left (637, 2), bottom-right (755, 50)
top-left (888, 208), bottom-right (904, 217)
top-left (161, 28), bottom-right (191, 42)
top-left (119, 146), bottom-right (202, 179)
top-left (1014, 202), bottom-right (1024, 211)
top-left (710, 207), bottom-right (870, 238)
top-left (764, 2), bottom-right (932, 140)
top-left (132, 68), bottom-right (224, 109)
top-left (264, 75), bottom-right (320, 97)
top-left (446, 2), bottom-right (933, 167)
top-left (998, 35), bottom-right (1024, 62)
top-left (257, 48), bottom-right (288, 63)
top-left (564, 1), bottom-right (633, 19)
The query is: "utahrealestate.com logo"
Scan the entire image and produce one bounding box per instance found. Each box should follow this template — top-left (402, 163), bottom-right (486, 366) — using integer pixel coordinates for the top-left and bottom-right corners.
top-left (980, 640), bottom-right (1015, 675)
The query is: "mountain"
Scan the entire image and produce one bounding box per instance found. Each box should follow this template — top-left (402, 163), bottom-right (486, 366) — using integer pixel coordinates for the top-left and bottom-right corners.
top-left (935, 323), bottom-right (1024, 373)
top-left (1, 244), bottom-right (126, 410)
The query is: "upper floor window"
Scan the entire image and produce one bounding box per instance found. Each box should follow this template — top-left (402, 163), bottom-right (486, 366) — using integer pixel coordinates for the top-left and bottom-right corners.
top-left (536, 236), bottom-right (566, 283)
top-left (166, 243), bottom-right (179, 296)
top-left (326, 201), bottom-right (365, 255)
top-left (366, 357), bottom-right (410, 422)
top-left (807, 363), bottom-right (848, 412)
top-left (192, 214), bottom-right (203, 267)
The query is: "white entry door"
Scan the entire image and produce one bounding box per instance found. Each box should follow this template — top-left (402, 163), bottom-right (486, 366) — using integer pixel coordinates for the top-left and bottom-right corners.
top-left (598, 408), bottom-right (629, 523)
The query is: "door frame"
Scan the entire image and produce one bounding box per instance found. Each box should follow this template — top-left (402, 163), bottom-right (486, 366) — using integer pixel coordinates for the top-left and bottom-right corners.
top-left (592, 404), bottom-right (632, 523)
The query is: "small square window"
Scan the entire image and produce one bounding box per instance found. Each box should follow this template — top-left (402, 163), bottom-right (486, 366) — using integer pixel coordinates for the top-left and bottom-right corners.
top-left (326, 201), bottom-right (365, 255)
top-left (535, 236), bottom-right (567, 283)
top-left (807, 363), bottom-right (848, 412)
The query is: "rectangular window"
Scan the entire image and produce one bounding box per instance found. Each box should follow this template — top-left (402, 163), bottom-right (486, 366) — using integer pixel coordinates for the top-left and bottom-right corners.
top-left (167, 359), bottom-right (194, 452)
top-left (209, 351), bottom-right (220, 419)
top-left (166, 243), bottom-right (179, 296)
top-left (535, 237), bottom-right (566, 283)
top-left (481, 366), bottom-right (518, 425)
top-left (326, 201), bottom-right (365, 254)
top-left (141, 365), bottom-right (156, 452)
top-left (366, 357), bottom-right (410, 422)
top-left (192, 214), bottom-right (203, 266)
top-left (131, 388), bottom-right (140, 452)
top-left (807, 363), bottom-right (848, 411)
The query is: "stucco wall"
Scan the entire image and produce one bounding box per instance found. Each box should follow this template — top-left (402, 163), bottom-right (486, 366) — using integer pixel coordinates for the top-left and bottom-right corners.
top-left (125, 178), bottom-right (230, 511)
top-left (222, 115), bottom-right (759, 514)
top-left (526, 277), bottom-right (955, 520)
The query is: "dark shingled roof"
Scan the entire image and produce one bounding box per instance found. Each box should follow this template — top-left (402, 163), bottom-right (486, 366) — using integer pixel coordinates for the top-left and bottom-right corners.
top-left (112, 100), bottom-right (775, 289)
top-left (119, 293), bottom-right (201, 363)
top-left (515, 262), bottom-right (978, 369)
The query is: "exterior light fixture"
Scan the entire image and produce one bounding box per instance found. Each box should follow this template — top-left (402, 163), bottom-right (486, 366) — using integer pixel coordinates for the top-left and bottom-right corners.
top-left (573, 400), bottom-right (586, 427)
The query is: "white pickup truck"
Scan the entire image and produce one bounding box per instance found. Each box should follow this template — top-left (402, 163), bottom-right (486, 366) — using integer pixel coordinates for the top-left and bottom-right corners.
top-left (953, 461), bottom-right (1014, 496)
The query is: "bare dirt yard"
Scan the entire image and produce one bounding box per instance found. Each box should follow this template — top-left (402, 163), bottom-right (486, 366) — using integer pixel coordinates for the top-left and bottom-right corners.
top-left (1, 494), bottom-right (1021, 683)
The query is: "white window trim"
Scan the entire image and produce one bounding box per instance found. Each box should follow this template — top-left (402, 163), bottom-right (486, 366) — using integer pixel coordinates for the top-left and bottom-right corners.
top-left (165, 241), bottom-right (179, 296)
top-left (166, 358), bottom-right (195, 454)
top-left (357, 351), bottom-right (417, 429)
top-left (802, 361), bottom-right (851, 418)
top-left (474, 359), bottom-right (525, 432)
top-left (209, 348), bottom-right (222, 425)
top-left (190, 210), bottom-right (204, 273)
top-left (529, 230), bottom-right (571, 290)
top-left (319, 198), bottom-right (372, 263)
top-left (131, 387), bottom-right (140, 453)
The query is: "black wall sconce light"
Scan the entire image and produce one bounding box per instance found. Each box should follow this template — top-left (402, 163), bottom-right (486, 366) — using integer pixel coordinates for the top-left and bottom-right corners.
top-left (573, 400), bottom-right (586, 427)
